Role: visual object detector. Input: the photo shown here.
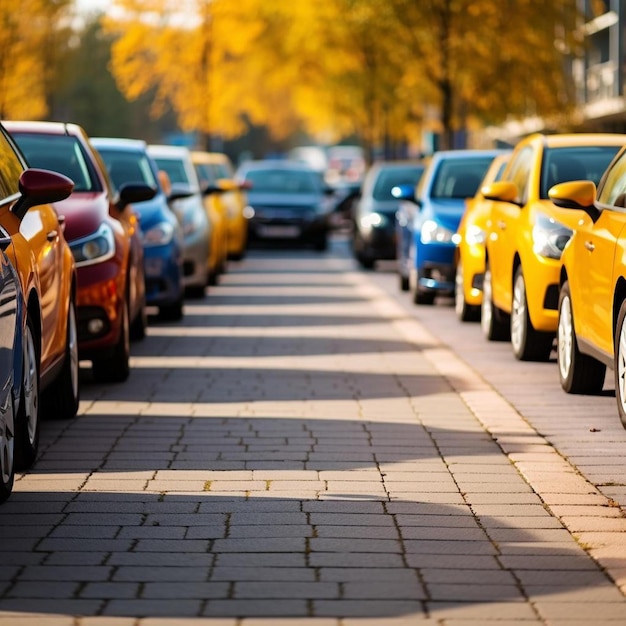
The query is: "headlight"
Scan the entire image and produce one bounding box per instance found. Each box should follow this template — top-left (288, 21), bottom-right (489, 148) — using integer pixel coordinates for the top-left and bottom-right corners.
top-left (143, 221), bottom-right (175, 247)
top-left (465, 224), bottom-right (486, 246)
top-left (360, 212), bottom-right (389, 230)
top-left (70, 223), bottom-right (115, 267)
top-left (532, 212), bottom-right (572, 259)
top-left (420, 219), bottom-right (455, 244)
top-left (243, 205), bottom-right (255, 219)
top-left (182, 207), bottom-right (206, 236)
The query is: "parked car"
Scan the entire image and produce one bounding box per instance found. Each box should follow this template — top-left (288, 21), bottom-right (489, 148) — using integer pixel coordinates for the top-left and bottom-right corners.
top-left (147, 145), bottom-right (212, 297)
top-left (235, 160), bottom-right (333, 251)
top-left (92, 138), bottom-right (185, 321)
top-left (352, 161), bottom-right (425, 269)
top-left (394, 149), bottom-right (505, 304)
top-left (190, 151), bottom-right (230, 284)
top-left (6, 121), bottom-right (154, 383)
top-left (0, 125), bottom-right (77, 500)
top-left (550, 145), bottom-right (626, 426)
top-left (191, 150), bottom-right (249, 261)
top-left (454, 153), bottom-right (511, 321)
top-left (480, 133), bottom-right (624, 361)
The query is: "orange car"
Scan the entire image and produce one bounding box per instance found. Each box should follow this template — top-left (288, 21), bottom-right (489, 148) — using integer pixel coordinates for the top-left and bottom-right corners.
top-left (0, 123), bottom-right (78, 499)
top-left (6, 121), bottom-right (154, 383)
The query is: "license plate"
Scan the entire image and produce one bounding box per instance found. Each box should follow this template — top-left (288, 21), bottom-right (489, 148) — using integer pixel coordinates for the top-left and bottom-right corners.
top-left (258, 225), bottom-right (301, 238)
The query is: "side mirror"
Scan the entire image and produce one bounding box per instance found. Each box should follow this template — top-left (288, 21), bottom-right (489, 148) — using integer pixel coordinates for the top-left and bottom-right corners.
top-left (14, 168), bottom-right (74, 220)
top-left (117, 183), bottom-right (157, 210)
top-left (481, 181), bottom-right (519, 204)
top-left (201, 181), bottom-right (224, 196)
top-left (549, 180), bottom-right (599, 221)
top-left (168, 182), bottom-right (195, 203)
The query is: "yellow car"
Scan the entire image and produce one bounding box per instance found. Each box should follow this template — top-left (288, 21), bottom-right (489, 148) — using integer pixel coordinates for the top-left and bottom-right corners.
top-left (192, 151), bottom-right (248, 261)
top-left (191, 151), bottom-right (228, 285)
top-left (551, 146), bottom-right (626, 426)
top-left (454, 153), bottom-right (510, 321)
top-left (481, 133), bottom-right (625, 361)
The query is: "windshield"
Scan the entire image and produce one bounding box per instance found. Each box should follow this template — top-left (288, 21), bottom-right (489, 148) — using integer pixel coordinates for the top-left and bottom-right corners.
top-left (372, 166), bottom-right (424, 201)
top-left (431, 157), bottom-right (495, 199)
top-left (245, 169), bottom-right (321, 194)
top-left (540, 145), bottom-right (621, 199)
top-left (97, 148), bottom-right (157, 192)
top-left (152, 156), bottom-right (192, 186)
top-left (12, 133), bottom-right (100, 193)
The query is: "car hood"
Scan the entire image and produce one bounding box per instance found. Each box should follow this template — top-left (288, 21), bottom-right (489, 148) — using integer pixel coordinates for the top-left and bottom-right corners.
top-left (53, 192), bottom-right (111, 242)
top-left (247, 192), bottom-right (322, 209)
top-left (132, 193), bottom-right (171, 229)
top-left (420, 198), bottom-right (467, 231)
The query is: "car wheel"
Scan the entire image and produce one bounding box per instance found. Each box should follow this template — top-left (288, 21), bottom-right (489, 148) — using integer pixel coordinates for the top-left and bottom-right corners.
top-left (455, 261), bottom-right (480, 322)
top-left (43, 297), bottom-right (79, 420)
top-left (558, 281), bottom-right (605, 394)
top-left (159, 297), bottom-right (184, 322)
top-left (92, 299), bottom-right (130, 383)
top-left (614, 299), bottom-right (626, 428)
top-left (130, 297), bottom-right (147, 341)
top-left (481, 262), bottom-right (510, 341)
top-left (413, 283), bottom-right (435, 305)
top-left (14, 316), bottom-right (40, 470)
top-left (0, 389), bottom-right (15, 503)
top-left (511, 266), bottom-right (554, 361)
top-left (314, 236), bottom-right (328, 252)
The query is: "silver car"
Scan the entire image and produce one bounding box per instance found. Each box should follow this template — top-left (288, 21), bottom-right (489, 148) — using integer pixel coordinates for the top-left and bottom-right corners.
top-left (147, 145), bottom-right (212, 298)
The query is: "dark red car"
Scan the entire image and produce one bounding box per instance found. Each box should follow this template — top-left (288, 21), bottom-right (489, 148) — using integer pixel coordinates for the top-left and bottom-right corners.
top-left (5, 121), bottom-right (154, 383)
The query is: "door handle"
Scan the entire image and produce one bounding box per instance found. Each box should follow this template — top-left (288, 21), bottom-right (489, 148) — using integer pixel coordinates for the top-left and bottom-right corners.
top-left (584, 241), bottom-right (595, 252)
top-left (497, 220), bottom-right (506, 230)
top-left (47, 230), bottom-right (58, 242)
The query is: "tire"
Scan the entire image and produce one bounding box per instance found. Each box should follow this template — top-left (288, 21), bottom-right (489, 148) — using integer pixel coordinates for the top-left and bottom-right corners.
top-left (14, 316), bottom-right (40, 471)
top-left (130, 298), bottom-right (147, 341)
top-left (159, 297), bottom-right (184, 322)
top-left (614, 299), bottom-right (626, 428)
top-left (357, 256), bottom-right (375, 270)
top-left (481, 262), bottom-right (510, 341)
top-left (92, 299), bottom-right (130, 383)
top-left (314, 236), bottom-right (328, 252)
top-left (557, 281), bottom-right (605, 394)
top-left (455, 260), bottom-right (480, 322)
top-left (42, 297), bottom-right (79, 420)
top-left (511, 266), bottom-right (554, 361)
top-left (414, 286), bottom-right (435, 305)
top-left (399, 273), bottom-right (409, 292)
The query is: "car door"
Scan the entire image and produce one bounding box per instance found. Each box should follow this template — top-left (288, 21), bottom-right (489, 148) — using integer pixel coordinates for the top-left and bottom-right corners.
top-left (488, 145), bottom-right (534, 312)
top-left (585, 153), bottom-right (626, 354)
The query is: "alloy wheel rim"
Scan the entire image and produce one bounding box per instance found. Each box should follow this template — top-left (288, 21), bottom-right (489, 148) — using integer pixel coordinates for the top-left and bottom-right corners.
top-left (618, 321), bottom-right (626, 414)
top-left (68, 304), bottom-right (79, 402)
top-left (558, 296), bottom-right (573, 381)
top-left (454, 262), bottom-right (464, 317)
top-left (0, 396), bottom-right (14, 486)
top-left (511, 274), bottom-right (526, 353)
top-left (481, 269), bottom-right (492, 336)
top-left (24, 324), bottom-right (38, 445)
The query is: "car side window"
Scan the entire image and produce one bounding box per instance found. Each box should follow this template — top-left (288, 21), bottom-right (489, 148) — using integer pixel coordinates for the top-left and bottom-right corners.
top-left (0, 129), bottom-right (24, 201)
top-left (506, 146), bottom-right (533, 204)
top-left (597, 151), bottom-right (626, 207)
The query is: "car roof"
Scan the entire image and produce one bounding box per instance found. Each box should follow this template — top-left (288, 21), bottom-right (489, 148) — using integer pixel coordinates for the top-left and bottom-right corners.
top-left (240, 159), bottom-right (317, 171)
top-left (91, 137), bottom-right (148, 151)
top-left (147, 144), bottom-right (193, 158)
top-left (2, 120), bottom-right (85, 137)
top-left (524, 133), bottom-right (626, 148)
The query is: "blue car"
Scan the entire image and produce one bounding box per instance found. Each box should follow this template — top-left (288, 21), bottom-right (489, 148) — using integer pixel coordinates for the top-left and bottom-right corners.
top-left (394, 149), bottom-right (507, 305)
top-left (92, 137), bottom-right (185, 321)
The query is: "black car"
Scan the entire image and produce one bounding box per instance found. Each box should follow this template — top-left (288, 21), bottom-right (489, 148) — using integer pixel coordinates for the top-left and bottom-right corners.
top-left (352, 161), bottom-right (424, 269)
top-left (236, 160), bottom-right (333, 251)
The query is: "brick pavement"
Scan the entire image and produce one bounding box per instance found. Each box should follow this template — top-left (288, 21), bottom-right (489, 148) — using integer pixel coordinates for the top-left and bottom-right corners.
top-left (1, 237), bottom-right (626, 624)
